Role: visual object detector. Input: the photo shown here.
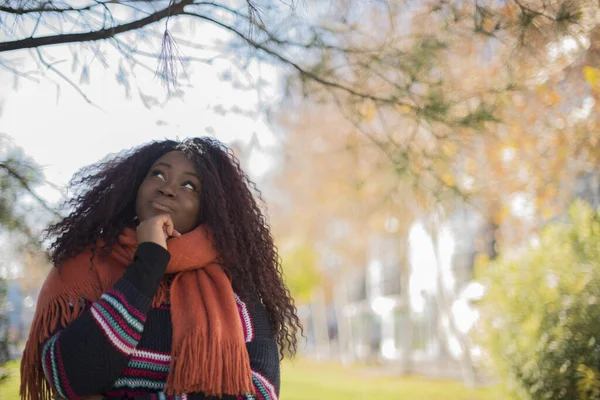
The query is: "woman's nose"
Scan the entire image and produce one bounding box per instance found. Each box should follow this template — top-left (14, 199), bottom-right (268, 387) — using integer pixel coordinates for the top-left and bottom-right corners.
top-left (159, 183), bottom-right (176, 197)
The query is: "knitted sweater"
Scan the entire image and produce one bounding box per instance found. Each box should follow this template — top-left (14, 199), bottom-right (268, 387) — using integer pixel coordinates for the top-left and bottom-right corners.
top-left (40, 242), bottom-right (280, 400)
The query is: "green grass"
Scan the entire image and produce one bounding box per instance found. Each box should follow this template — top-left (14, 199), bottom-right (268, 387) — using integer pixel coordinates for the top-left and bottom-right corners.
top-left (0, 359), bottom-right (507, 399)
top-left (281, 358), bottom-right (507, 400)
top-left (0, 360), bottom-right (20, 399)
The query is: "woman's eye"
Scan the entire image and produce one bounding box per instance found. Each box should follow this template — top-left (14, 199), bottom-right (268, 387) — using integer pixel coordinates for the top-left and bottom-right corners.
top-left (151, 170), bottom-right (166, 181)
top-left (182, 181), bottom-right (196, 190)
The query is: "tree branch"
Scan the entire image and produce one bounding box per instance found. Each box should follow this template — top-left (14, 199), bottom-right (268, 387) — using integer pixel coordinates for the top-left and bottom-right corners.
top-left (196, 2), bottom-right (402, 56)
top-left (0, 58), bottom-right (41, 83)
top-left (182, 11), bottom-right (415, 108)
top-left (35, 47), bottom-right (104, 109)
top-left (1, 0), bottom-right (406, 107)
top-left (0, 0), bottom-right (160, 15)
top-left (0, 0), bottom-right (195, 52)
top-left (0, 2), bottom-right (98, 15)
top-left (511, 0), bottom-right (556, 22)
top-left (0, 163), bottom-right (61, 217)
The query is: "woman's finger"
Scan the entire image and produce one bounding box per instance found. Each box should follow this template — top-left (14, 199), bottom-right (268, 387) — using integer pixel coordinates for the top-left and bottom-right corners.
top-left (161, 214), bottom-right (180, 237)
top-left (163, 216), bottom-right (175, 237)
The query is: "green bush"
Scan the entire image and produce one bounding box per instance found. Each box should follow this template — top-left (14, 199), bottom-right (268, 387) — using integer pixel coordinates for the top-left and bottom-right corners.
top-left (478, 200), bottom-right (600, 400)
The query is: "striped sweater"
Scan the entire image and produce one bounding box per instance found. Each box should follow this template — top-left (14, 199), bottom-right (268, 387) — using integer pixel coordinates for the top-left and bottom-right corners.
top-left (41, 242), bottom-right (280, 400)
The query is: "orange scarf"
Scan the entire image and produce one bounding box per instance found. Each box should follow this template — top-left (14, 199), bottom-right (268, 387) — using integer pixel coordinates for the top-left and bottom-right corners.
top-left (20, 225), bottom-right (253, 400)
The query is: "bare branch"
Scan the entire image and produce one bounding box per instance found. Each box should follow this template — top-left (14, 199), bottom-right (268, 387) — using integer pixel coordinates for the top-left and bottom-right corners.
top-left (0, 58), bottom-right (41, 83)
top-left (511, 0), bottom-right (556, 22)
top-left (182, 11), bottom-right (415, 108)
top-left (111, 36), bottom-right (216, 64)
top-left (0, 3), bottom-right (99, 15)
top-left (195, 2), bottom-right (408, 56)
top-left (29, 9), bottom-right (44, 38)
top-left (0, 0), bottom-right (195, 52)
top-left (35, 47), bottom-right (104, 109)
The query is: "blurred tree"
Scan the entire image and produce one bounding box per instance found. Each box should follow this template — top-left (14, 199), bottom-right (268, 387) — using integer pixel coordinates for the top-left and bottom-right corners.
top-left (0, 134), bottom-right (56, 379)
top-left (0, 135), bottom-right (57, 237)
top-left (279, 243), bottom-right (321, 304)
top-left (0, 1), bottom-right (590, 116)
top-left (270, 100), bottom-right (419, 369)
top-left (270, 0), bottom-right (600, 386)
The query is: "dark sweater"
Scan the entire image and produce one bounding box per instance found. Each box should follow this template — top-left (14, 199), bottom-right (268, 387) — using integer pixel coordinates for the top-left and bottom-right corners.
top-left (40, 242), bottom-right (280, 400)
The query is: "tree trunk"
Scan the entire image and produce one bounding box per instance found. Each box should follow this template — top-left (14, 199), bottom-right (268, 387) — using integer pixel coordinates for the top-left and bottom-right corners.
top-left (479, 219), bottom-right (498, 260)
top-left (399, 237), bottom-right (413, 373)
top-left (430, 229), bottom-right (478, 388)
top-left (0, 278), bottom-right (10, 368)
top-left (310, 287), bottom-right (330, 360)
top-left (333, 279), bottom-right (355, 365)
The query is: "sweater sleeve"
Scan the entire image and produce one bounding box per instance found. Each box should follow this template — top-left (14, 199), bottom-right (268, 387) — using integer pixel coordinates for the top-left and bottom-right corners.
top-left (41, 242), bottom-right (170, 399)
top-left (240, 294), bottom-right (280, 400)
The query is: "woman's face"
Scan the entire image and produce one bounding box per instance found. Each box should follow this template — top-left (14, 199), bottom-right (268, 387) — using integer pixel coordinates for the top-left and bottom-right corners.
top-left (135, 151), bottom-right (202, 234)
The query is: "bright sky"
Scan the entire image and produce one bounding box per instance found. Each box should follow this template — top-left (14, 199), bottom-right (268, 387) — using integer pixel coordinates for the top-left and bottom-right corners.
top-left (0, 16), bottom-right (280, 205)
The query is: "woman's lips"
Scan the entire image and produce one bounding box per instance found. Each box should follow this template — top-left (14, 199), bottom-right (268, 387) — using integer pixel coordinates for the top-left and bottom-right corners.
top-left (150, 200), bottom-right (174, 213)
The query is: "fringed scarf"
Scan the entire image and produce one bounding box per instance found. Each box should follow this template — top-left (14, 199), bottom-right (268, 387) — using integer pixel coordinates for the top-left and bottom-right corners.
top-left (20, 225), bottom-right (253, 400)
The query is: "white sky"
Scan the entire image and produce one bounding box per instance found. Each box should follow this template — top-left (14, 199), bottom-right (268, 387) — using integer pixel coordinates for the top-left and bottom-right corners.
top-left (0, 16), bottom-right (281, 205)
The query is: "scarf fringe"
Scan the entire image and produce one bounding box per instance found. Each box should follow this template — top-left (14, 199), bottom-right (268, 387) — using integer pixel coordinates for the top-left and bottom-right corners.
top-left (152, 279), bottom-right (172, 308)
top-left (21, 287), bottom-right (96, 400)
top-left (165, 331), bottom-right (254, 397)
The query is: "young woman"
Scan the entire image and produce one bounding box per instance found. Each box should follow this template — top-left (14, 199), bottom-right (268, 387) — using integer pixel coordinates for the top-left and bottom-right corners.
top-left (20, 137), bottom-right (300, 400)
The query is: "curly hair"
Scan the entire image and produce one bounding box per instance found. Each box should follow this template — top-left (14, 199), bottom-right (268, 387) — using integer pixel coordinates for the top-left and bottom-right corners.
top-left (45, 137), bottom-right (301, 358)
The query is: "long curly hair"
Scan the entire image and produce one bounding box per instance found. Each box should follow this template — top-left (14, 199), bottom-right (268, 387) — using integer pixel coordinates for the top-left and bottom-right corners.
top-left (45, 137), bottom-right (301, 357)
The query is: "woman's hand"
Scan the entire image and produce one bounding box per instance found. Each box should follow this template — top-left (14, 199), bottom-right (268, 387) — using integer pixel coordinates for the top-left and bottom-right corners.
top-left (136, 214), bottom-right (181, 250)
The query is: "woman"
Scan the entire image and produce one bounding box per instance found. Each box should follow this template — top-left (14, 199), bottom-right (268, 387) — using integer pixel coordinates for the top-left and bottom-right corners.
top-left (20, 137), bottom-right (301, 400)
